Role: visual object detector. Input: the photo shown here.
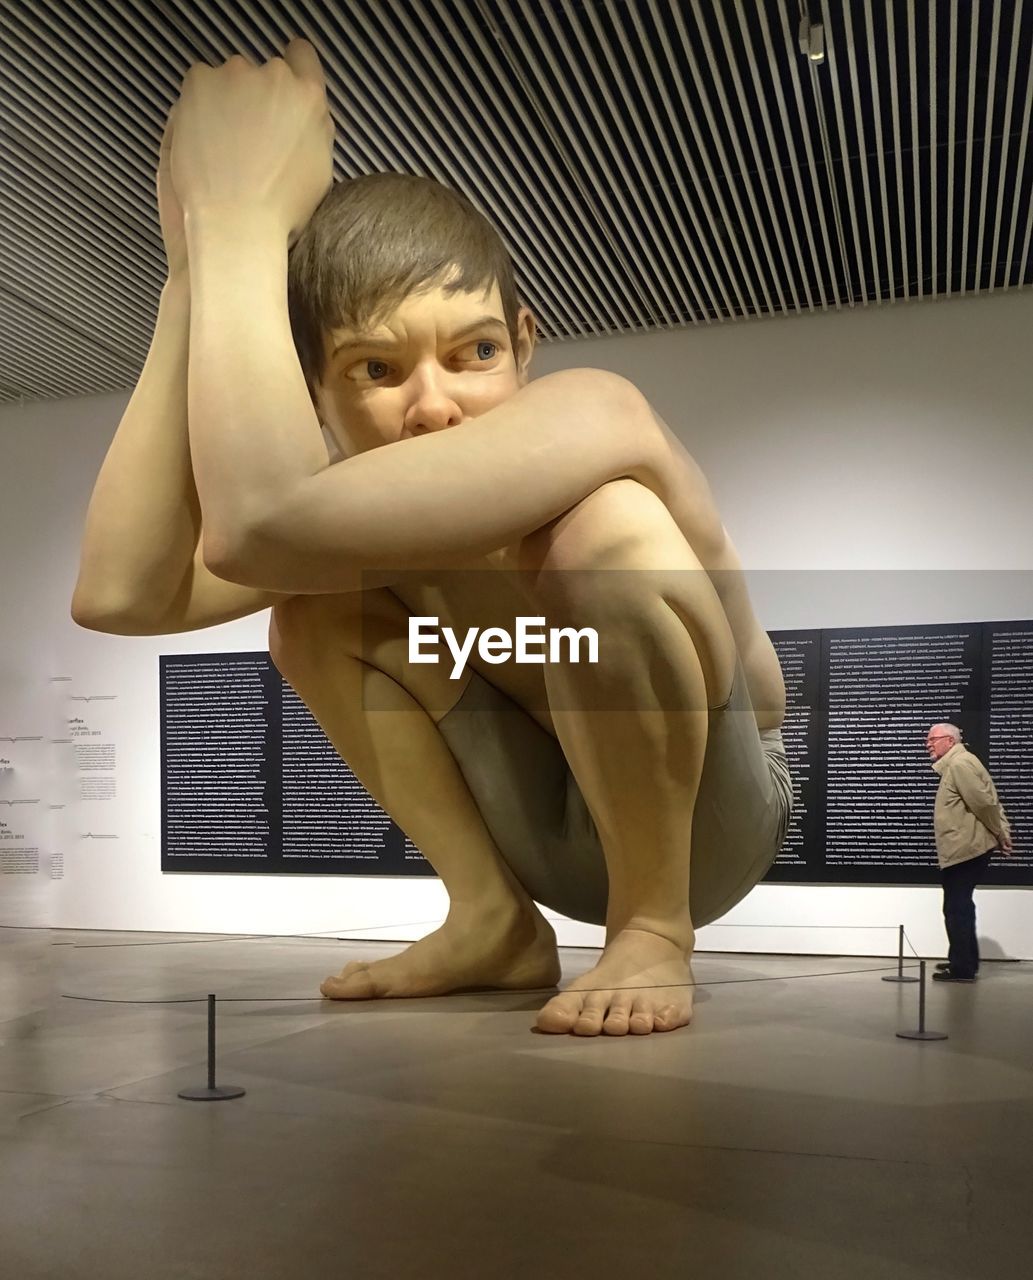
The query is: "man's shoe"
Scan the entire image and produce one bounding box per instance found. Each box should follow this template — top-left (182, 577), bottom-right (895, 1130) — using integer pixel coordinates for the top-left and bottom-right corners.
top-left (935, 962), bottom-right (950, 971)
top-left (932, 969), bottom-right (976, 983)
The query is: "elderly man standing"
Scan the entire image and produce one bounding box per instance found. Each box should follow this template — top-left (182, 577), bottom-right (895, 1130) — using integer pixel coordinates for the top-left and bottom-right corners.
top-left (925, 724), bottom-right (1013, 983)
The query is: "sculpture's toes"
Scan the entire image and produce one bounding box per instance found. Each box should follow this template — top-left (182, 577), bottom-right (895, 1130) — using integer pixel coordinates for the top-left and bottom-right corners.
top-left (320, 962), bottom-right (378, 1000)
top-left (571, 992), bottom-right (612, 1037)
top-left (601, 992), bottom-right (636, 1036)
top-left (535, 991), bottom-right (585, 1034)
top-left (652, 1000), bottom-right (691, 1032)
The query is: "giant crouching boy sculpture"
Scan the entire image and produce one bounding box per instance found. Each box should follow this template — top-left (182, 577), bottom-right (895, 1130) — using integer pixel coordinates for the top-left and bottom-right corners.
top-left (73, 41), bottom-right (791, 1036)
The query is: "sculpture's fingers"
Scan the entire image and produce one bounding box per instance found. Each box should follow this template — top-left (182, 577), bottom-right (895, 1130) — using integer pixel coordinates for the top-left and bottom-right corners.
top-left (284, 37), bottom-right (326, 91)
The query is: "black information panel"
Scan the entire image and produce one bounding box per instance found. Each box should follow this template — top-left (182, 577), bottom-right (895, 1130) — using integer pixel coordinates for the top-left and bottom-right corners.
top-left (161, 653), bottom-right (432, 875)
top-left (983, 621), bottom-right (1033, 885)
top-left (768, 632), bottom-right (824, 875)
top-left (162, 626), bottom-right (1031, 886)
top-left (767, 622), bottom-right (1031, 887)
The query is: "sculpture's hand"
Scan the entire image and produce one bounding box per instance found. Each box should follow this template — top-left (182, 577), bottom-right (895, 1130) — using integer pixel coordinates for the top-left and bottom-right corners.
top-left (156, 107), bottom-right (186, 279)
top-left (171, 38), bottom-right (334, 244)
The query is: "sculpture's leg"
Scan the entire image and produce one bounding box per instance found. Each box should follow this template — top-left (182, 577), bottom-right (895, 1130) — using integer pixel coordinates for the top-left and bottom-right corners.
top-left (519, 480), bottom-right (737, 1036)
top-left (270, 589), bottom-right (560, 998)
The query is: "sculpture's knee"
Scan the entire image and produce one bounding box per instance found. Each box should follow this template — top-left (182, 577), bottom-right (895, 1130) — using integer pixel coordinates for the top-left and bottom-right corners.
top-left (520, 479), bottom-right (672, 580)
top-left (520, 481), bottom-right (735, 705)
top-left (519, 480), bottom-right (690, 628)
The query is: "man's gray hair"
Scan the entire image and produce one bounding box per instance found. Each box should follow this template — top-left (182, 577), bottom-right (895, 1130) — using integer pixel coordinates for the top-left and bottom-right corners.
top-left (931, 722), bottom-right (962, 742)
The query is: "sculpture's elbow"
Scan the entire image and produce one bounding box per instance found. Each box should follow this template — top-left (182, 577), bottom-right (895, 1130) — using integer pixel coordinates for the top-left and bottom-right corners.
top-left (200, 534), bottom-right (248, 586)
top-left (200, 524), bottom-right (265, 589)
top-left (70, 592), bottom-right (114, 633)
top-left (584, 368), bottom-right (668, 488)
top-left (70, 588), bottom-right (153, 636)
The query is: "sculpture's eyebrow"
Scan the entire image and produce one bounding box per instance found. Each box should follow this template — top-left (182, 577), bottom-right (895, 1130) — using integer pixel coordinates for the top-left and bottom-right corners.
top-left (331, 315), bottom-right (508, 360)
top-left (444, 316), bottom-right (509, 342)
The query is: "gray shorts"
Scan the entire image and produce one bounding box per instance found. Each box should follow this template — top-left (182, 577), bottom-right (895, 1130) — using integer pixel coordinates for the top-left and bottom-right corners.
top-left (436, 660), bottom-right (793, 927)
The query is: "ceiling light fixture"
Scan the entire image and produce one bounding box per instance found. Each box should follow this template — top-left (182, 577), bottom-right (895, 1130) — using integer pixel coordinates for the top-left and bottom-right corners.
top-left (798, 12), bottom-right (826, 65)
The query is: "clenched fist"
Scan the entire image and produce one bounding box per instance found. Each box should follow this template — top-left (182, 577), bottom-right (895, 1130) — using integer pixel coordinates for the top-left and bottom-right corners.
top-left (171, 38), bottom-right (334, 243)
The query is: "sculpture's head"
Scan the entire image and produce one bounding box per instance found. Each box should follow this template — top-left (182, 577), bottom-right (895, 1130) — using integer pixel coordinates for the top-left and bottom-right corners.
top-left (288, 173), bottom-right (536, 455)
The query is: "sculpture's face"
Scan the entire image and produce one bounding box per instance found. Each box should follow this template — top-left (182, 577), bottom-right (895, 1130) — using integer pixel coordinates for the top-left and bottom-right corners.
top-left (314, 280), bottom-right (536, 455)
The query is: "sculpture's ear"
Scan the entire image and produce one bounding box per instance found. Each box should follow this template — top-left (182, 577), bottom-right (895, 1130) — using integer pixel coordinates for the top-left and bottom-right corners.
top-left (321, 426), bottom-right (345, 464)
top-left (514, 306), bottom-right (537, 383)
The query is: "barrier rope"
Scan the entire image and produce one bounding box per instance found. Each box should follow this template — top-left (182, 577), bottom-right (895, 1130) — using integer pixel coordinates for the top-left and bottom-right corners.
top-left (60, 958), bottom-right (921, 1004)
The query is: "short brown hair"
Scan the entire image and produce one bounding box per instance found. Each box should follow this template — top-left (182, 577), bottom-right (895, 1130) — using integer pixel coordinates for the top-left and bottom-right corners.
top-left (288, 173), bottom-right (523, 388)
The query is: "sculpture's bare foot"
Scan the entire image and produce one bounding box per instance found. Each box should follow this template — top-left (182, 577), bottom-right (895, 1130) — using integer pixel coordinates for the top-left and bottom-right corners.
top-left (320, 902), bottom-right (560, 999)
top-left (536, 928), bottom-right (694, 1036)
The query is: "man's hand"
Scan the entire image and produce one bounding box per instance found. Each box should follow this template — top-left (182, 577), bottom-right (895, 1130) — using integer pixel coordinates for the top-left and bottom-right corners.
top-left (171, 39), bottom-right (334, 243)
top-left (157, 108), bottom-right (187, 278)
top-left (999, 833), bottom-right (1014, 856)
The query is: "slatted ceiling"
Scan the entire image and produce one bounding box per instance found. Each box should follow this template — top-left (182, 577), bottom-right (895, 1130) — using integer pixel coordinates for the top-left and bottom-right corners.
top-left (1, 273), bottom-right (156, 374)
top-left (3, 137), bottom-right (164, 295)
top-left (358, 1), bottom-right (638, 334)
top-left (427, 6), bottom-right (607, 326)
top-left (0, 295), bottom-right (133, 400)
top-left (481, 4), bottom-right (657, 329)
top-left (702, 3), bottom-right (789, 313)
top-left (0, 277), bottom-right (141, 375)
top-left (325, 4), bottom-right (600, 334)
top-left (669, 2), bottom-right (769, 314)
top-left (1, 1), bottom-right (1032, 405)
top-left (0, 156), bottom-right (163, 317)
top-left (540, 3), bottom-right (687, 323)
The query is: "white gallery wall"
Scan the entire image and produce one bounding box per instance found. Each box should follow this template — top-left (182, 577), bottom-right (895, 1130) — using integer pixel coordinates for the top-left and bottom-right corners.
top-left (2, 287), bottom-right (1031, 958)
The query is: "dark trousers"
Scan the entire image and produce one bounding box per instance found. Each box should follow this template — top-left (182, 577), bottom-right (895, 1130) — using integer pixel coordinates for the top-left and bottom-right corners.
top-left (941, 851), bottom-right (992, 977)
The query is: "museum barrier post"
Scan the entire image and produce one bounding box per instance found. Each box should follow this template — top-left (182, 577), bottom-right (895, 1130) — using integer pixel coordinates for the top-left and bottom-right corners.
top-left (177, 994), bottom-right (247, 1102)
top-left (881, 924), bottom-right (920, 984)
top-left (895, 961), bottom-right (948, 1042)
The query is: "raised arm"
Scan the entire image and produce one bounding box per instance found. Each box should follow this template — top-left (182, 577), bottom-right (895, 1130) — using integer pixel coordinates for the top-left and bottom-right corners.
top-left (72, 114), bottom-right (286, 635)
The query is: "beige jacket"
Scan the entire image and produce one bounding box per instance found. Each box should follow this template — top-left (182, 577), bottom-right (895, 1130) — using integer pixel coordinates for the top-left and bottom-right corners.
top-left (932, 743), bottom-right (1010, 869)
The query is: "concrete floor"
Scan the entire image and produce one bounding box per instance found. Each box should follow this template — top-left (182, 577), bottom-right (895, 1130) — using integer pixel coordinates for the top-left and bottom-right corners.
top-left (1, 928), bottom-right (1031, 1280)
